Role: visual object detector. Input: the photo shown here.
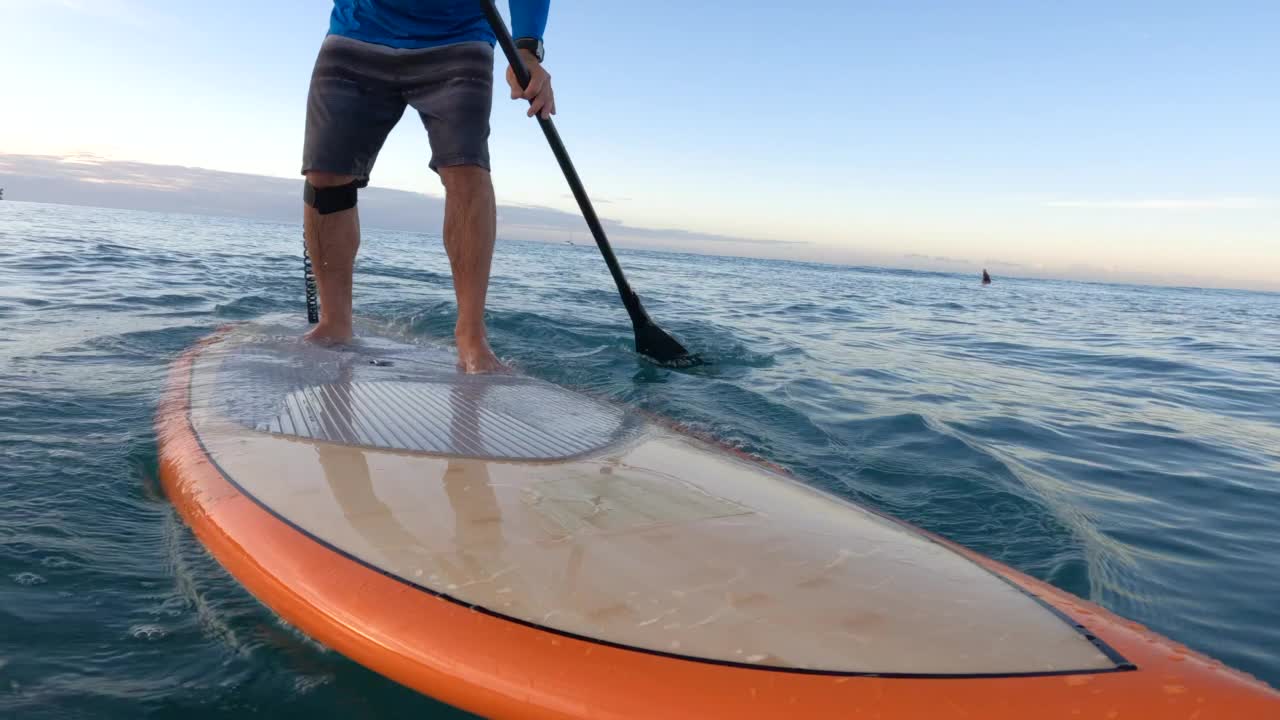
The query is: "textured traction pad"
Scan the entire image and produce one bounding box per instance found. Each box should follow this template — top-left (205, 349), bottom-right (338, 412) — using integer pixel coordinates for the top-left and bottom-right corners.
top-left (202, 325), bottom-right (632, 461)
top-left (261, 379), bottom-right (628, 460)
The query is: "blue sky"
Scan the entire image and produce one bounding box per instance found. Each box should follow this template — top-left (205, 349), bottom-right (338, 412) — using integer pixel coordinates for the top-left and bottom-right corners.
top-left (2, 0), bottom-right (1277, 289)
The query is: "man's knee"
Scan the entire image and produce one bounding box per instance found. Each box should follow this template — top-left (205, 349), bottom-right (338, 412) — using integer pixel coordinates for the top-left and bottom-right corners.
top-left (438, 165), bottom-right (492, 195)
top-left (305, 171), bottom-right (357, 188)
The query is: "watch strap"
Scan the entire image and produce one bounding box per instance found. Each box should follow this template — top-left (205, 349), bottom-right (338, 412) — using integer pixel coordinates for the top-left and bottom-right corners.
top-left (514, 37), bottom-right (544, 62)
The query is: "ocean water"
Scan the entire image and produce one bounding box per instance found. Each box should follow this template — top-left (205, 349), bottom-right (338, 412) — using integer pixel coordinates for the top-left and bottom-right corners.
top-left (2, 199), bottom-right (1278, 717)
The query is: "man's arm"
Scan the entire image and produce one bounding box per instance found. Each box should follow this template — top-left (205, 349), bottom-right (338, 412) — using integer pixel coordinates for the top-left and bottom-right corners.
top-left (509, 0), bottom-right (549, 43)
top-left (506, 0), bottom-right (554, 119)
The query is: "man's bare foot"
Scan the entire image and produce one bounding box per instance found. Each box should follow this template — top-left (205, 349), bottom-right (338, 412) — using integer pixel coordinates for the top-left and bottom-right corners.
top-left (304, 322), bottom-right (353, 346)
top-left (456, 332), bottom-right (505, 374)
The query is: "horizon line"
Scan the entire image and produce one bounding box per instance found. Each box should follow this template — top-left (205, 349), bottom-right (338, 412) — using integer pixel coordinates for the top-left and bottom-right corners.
top-left (3, 197), bottom-right (1275, 298)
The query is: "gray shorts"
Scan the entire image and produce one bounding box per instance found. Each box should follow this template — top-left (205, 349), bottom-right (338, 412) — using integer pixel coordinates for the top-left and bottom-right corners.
top-left (301, 34), bottom-right (494, 185)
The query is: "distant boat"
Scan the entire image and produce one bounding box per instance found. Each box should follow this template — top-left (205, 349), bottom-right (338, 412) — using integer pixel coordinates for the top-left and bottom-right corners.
top-left (0, 188), bottom-right (5, 201)
top-left (981, 269), bottom-right (992, 285)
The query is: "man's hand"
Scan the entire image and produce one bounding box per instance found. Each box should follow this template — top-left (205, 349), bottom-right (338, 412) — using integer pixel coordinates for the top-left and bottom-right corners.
top-left (506, 50), bottom-right (555, 119)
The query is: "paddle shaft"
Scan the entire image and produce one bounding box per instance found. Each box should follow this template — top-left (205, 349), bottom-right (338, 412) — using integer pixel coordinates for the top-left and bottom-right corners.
top-left (477, 0), bottom-right (649, 328)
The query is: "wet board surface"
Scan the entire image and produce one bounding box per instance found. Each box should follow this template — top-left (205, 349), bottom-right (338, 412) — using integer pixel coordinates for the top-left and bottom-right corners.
top-left (181, 321), bottom-right (1114, 675)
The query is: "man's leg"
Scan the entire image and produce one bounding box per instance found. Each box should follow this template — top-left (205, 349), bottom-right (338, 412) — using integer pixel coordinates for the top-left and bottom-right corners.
top-left (403, 40), bottom-right (500, 372)
top-left (303, 171), bottom-right (361, 344)
top-left (300, 33), bottom-right (406, 344)
top-left (438, 165), bottom-right (502, 373)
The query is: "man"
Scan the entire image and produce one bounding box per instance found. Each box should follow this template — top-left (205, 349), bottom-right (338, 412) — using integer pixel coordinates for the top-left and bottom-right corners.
top-left (301, 0), bottom-right (554, 373)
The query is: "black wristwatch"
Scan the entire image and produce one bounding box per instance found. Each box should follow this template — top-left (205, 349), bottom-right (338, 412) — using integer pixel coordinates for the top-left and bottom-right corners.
top-left (514, 37), bottom-right (544, 62)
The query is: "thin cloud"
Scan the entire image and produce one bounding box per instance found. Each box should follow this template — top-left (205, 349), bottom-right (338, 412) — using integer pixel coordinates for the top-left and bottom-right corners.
top-left (0, 152), bottom-right (795, 248)
top-left (1045, 198), bottom-right (1268, 210)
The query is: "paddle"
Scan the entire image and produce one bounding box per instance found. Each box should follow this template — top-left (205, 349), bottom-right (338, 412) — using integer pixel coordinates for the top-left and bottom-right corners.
top-left (477, 0), bottom-right (701, 367)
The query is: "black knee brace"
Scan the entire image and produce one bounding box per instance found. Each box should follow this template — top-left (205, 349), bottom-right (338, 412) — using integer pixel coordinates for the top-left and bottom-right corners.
top-left (304, 180), bottom-right (359, 215)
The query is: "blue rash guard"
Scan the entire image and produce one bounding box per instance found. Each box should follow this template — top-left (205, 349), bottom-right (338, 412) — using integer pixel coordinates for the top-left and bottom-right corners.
top-left (329, 0), bottom-right (549, 50)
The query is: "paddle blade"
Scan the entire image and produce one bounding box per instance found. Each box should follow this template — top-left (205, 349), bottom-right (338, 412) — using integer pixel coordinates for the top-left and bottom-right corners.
top-left (634, 320), bottom-right (702, 368)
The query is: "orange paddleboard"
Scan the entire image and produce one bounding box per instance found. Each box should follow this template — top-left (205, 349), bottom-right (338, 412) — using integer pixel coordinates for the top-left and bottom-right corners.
top-left (157, 321), bottom-right (1280, 719)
